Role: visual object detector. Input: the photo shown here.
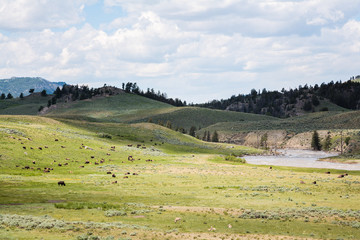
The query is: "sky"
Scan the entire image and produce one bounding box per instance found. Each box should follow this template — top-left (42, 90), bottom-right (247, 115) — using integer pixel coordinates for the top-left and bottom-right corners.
top-left (0, 0), bottom-right (360, 103)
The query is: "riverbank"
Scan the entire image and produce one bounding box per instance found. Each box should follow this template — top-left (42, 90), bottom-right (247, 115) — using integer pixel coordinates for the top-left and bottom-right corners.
top-left (244, 149), bottom-right (360, 170)
top-left (319, 156), bottom-right (360, 164)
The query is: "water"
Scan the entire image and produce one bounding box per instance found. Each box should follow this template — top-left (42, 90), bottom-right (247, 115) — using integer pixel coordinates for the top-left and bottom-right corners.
top-left (244, 149), bottom-right (360, 170)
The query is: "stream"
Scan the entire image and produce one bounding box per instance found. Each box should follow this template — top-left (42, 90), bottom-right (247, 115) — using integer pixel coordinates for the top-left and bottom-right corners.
top-left (244, 149), bottom-right (360, 170)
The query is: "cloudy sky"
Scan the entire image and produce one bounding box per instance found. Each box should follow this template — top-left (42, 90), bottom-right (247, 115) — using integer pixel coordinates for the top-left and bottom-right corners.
top-left (0, 0), bottom-right (360, 103)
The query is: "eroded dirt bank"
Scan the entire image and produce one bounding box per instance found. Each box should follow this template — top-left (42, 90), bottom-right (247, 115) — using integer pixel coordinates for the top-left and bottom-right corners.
top-left (221, 129), bottom-right (358, 153)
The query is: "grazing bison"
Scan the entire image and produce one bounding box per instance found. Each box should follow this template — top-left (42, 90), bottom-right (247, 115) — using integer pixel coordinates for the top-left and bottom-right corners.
top-left (107, 172), bottom-right (112, 174)
top-left (61, 146), bottom-right (66, 148)
top-left (58, 181), bottom-right (66, 186)
top-left (123, 176), bottom-right (128, 179)
top-left (23, 146), bottom-right (26, 149)
top-left (112, 174), bottom-right (116, 178)
top-left (58, 163), bottom-right (62, 166)
top-left (32, 161), bottom-right (36, 164)
top-left (325, 171), bottom-right (330, 174)
top-left (300, 181), bottom-right (305, 184)
top-left (85, 160), bottom-right (90, 164)
top-left (24, 166), bottom-right (30, 169)
top-left (38, 147), bottom-right (42, 150)
top-left (312, 181), bottom-right (317, 184)
top-left (95, 162), bottom-right (99, 165)
top-left (106, 153), bottom-right (111, 156)
top-left (91, 156), bottom-right (94, 159)
top-left (55, 139), bottom-right (58, 141)
top-left (132, 173), bottom-right (138, 175)
top-left (269, 166), bottom-right (272, 169)
top-left (338, 174), bottom-right (345, 178)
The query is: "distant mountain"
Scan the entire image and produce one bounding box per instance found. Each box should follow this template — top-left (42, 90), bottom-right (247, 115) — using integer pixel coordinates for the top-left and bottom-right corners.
top-left (0, 77), bottom-right (66, 97)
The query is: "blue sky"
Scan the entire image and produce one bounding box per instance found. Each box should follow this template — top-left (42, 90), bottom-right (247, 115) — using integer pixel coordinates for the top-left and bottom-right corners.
top-left (0, 0), bottom-right (360, 103)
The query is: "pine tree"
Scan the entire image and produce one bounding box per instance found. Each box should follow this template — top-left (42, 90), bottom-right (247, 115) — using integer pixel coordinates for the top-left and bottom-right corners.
top-left (212, 131), bottom-right (219, 142)
top-left (202, 131), bottom-right (207, 141)
top-left (20, 93), bottom-right (24, 99)
top-left (0, 93), bottom-right (5, 100)
top-left (323, 134), bottom-right (331, 151)
top-left (206, 131), bottom-right (211, 142)
top-left (311, 130), bottom-right (321, 151)
top-left (260, 133), bottom-right (268, 149)
top-left (41, 89), bottom-right (47, 97)
top-left (6, 93), bottom-right (13, 99)
top-left (29, 89), bottom-right (34, 94)
top-left (189, 126), bottom-right (196, 137)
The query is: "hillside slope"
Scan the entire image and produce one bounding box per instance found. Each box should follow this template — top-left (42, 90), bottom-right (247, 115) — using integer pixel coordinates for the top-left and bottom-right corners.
top-left (0, 93), bottom-right (52, 115)
top-left (46, 93), bottom-right (175, 122)
top-left (0, 77), bottom-right (65, 97)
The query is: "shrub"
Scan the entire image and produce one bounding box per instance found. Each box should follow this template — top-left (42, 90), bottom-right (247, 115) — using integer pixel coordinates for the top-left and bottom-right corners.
top-left (98, 133), bottom-right (112, 139)
top-left (104, 210), bottom-right (127, 217)
top-left (225, 155), bottom-right (246, 163)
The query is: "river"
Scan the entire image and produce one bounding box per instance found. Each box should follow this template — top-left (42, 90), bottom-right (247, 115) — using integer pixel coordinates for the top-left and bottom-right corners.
top-left (244, 149), bottom-right (360, 171)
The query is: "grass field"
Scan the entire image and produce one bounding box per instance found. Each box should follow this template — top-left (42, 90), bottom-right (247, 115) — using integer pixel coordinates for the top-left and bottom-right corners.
top-left (1, 115), bottom-right (360, 239)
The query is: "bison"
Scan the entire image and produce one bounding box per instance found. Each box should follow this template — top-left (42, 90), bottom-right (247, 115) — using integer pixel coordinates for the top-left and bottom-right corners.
top-left (58, 181), bottom-right (66, 186)
top-left (112, 174), bottom-right (116, 178)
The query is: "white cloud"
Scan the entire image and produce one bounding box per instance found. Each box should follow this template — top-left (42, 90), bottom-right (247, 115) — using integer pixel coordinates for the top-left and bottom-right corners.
top-left (0, 0), bottom-right (85, 30)
top-left (0, 0), bottom-right (360, 102)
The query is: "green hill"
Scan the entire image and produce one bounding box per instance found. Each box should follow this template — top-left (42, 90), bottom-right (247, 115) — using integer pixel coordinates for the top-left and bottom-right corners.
top-left (45, 93), bottom-right (274, 130)
top-left (0, 77), bottom-right (65, 97)
top-left (46, 93), bottom-right (175, 122)
top-left (0, 93), bottom-right (52, 115)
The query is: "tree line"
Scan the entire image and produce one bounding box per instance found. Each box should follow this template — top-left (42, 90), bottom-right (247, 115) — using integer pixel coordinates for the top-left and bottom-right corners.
top-left (197, 79), bottom-right (360, 118)
top-left (122, 82), bottom-right (186, 107)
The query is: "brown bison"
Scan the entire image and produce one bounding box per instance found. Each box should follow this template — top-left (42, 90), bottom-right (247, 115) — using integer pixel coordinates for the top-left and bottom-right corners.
top-left (58, 181), bottom-right (66, 186)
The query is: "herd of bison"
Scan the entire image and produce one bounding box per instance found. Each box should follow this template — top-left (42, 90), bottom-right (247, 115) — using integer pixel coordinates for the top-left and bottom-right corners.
top-left (9, 135), bottom-right (158, 187)
top-left (10, 135), bottom-right (351, 188)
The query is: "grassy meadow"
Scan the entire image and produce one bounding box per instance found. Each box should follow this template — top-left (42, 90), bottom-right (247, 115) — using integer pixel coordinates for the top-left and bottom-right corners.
top-left (0, 114), bottom-right (360, 240)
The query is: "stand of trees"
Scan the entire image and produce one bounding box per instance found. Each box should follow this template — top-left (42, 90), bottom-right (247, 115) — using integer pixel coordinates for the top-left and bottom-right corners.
top-left (197, 79), bottom-right (360, 118)
top-left (122, 82), bottom-right (186, 107)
